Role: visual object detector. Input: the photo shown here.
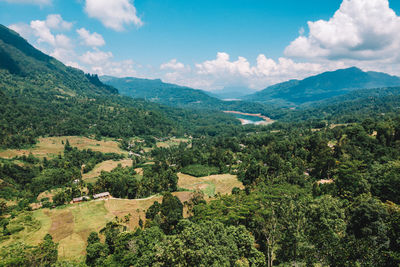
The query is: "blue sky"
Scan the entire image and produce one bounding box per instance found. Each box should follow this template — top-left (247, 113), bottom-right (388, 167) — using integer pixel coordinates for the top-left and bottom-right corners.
top-left (1, 0), bottom-right (400, 91)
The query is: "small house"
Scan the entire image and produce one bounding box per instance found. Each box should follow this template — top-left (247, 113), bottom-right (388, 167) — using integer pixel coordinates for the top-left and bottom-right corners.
top-left (72, 196), bottom-right (89, 203)
top-left (93, 192), bottom-right (111, 200)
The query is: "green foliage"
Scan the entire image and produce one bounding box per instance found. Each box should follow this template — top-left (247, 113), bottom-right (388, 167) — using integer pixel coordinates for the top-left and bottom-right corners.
top-left (0, 234), bottom-right (58, 267)
top-left (160, 192), bottom-right (183, 234)
top-left (93, 161), bottom-right (178, 199)
top-left (180, 164), bottom-right (220, 177)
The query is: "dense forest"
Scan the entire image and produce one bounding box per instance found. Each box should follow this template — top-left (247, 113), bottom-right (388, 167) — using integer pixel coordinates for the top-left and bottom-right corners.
top-left (2, 113), bottom-right (400, 266)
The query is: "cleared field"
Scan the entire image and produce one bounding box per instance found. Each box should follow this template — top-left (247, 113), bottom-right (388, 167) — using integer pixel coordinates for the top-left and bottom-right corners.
top-left (156, 138), bottom-right (190, 148)
top-left (82, 159), bottom-right (133, 183)
top-left (0, 172), bottom-right (242, 261)
top-left (37, 188), bottom-right (64, 202)
top-left (177, 173), bottom-right (244, 197)
top-left (0, 192), bottom-right (192, 261)
top-left (0, 136), bottom-right (127, 159)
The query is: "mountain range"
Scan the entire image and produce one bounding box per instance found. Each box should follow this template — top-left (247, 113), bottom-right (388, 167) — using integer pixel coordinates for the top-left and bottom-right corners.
top-left (102, 66), bottom-right (400, 109)
top-left (243, 67), bottom-right (400, 106)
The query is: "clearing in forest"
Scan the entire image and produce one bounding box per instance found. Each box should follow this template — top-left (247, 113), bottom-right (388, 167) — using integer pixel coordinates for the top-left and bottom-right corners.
top-left (1, 193), bottom-right (191, 261)
top-left (156, 137), bottom-right (190, 148)
top-left (1, 173), bottom-right (243, 261)
top-left (0, 136), bottom-right (127, 159)
top-left (177, 173), bottom-right (244, 197)
top-left (82, 159), bottom-right (133, 183)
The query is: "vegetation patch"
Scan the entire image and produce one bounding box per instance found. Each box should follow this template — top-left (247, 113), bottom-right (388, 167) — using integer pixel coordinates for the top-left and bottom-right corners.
top-left (180, 164), bottom-right (219, 177)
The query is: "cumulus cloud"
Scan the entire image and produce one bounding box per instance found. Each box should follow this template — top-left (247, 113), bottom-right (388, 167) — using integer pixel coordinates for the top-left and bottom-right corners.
top-left (160, 59), bottom-right (185, 70)
top-left (80, 49), bottom-right (113, 65)
top-left (30, 20), bottom-right (72, 49)
top-left (10, 14), bottom-right (74, 63)
top-left (77, 28), bottom-right (105, 47)
top-left (285, 0), bottom-right (400, 61)
top-left (161, 53), bottom-right (344, 90)
top-left (45, 14), bottom-right (73, 31)
top-left (78, 48), bottom-right (138, 77)
top-left (9, 23), bottom-right (33, 39)
top-left (0, 0), bottom-right (51, 5)
top-left (84, 0), bottom-right (143, 31)
top-left (91, 59), bottom-right (137, 77)
top-left (9, 14), bottom-right (139, 77)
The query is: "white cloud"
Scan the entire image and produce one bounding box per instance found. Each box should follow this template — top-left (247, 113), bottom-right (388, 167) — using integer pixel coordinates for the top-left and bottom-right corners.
top-left (77, 28), bottom-right (105, 47)
top-left (91, 59), bottom-right (137, 77)
top-left (0, 0), bottom-right (51, 5)
top-left (160, 59), bottom-right (185, 70)
top-left (45, 14), bottom-right (73, 31)
top-left (9, 23), bottom-right (33, 39)
top-left (84, 0), bottom-right (143, 31)
top-left (9, 15), bottom-right (73, 63)
top-left (30, 19), bottom-right (72, 49)
top-left (285, 0), bottom-right (400, 61)
top-left (161, 53), bottom-right (345, 90)
top-left (9, 15), bottom-right (139, 77)
top-left (80, 49), bottom-right (113, 65)
top-left (30, 19), bottom-right (56, 45)
top-left (79, 49), bottom-right (138, 77)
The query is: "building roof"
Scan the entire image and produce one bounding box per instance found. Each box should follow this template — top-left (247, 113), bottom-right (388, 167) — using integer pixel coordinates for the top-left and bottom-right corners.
top-left (93, 192), bottom-right (111, 199)
top-left (73, 196), bottom-right (89, 202)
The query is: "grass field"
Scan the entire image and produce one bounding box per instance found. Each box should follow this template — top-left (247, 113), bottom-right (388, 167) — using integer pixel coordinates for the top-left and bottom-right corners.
top-left (0, 193), bottom-right (192, 261)
top-left (0, 136), bottom-right (127, 159)
top-left (177, 173), bottom-right (244, 197)
top-left (156, 138), bottom-right (190, 148)
top-left (82, 159), bottom-right (133, 183)
top-left (1, 173), bottom-right (242, 261)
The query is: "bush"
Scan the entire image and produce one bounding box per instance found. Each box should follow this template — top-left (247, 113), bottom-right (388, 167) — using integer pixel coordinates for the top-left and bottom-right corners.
top-left (181, 164), bottom-right (219, 177)
top-left (8, 225), bottom-right (24, 234)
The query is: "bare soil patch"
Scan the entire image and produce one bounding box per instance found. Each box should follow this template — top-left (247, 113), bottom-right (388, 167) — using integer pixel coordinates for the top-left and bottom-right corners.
top-left (49, 210), bottom-right (74, 242)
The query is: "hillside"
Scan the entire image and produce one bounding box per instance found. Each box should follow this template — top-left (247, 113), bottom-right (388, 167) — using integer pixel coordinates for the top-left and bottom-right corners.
top-left (100, 75), bottom-right (281, 118)
top-left (0, 25), bottom-right (238, 148)
top-left (100, 76), bottom-right (222, 108)
top-left (243, 67), bottom-right (400, 106)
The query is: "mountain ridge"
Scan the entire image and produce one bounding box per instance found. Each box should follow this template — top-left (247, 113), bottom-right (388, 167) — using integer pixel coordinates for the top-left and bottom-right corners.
top-left (243, 67), bottom-right (400, 106)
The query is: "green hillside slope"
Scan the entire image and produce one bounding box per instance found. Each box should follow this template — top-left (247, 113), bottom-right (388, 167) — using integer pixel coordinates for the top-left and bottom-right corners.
top-left (0, 25), bottom-right (238, 148)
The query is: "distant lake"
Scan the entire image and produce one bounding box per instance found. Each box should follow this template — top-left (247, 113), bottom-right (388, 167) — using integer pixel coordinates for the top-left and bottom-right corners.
top-left (224, 111), bottom-right (274, 125)
top-left (232, 114), bottom-right (265, 125)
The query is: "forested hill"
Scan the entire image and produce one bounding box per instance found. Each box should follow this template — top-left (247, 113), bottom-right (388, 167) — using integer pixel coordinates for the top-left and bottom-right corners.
top-left (0, 25), bottom-right (238, 148)
top-left (0, 25), bottom-right (116, 96)
top-left (100, 75), bottom-right (284, 118)
top-left (100, 76), bottom-right (222, 107)
top-left (243, 67), bottom-right (400, 106)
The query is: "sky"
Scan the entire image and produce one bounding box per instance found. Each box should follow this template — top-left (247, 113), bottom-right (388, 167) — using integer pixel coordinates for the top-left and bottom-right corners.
top-left (1, 0), bottom-right (400, 92)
